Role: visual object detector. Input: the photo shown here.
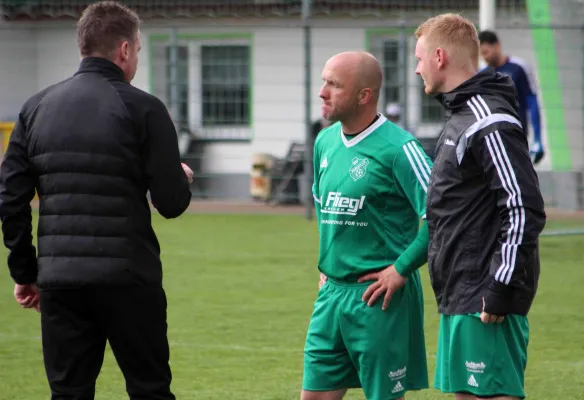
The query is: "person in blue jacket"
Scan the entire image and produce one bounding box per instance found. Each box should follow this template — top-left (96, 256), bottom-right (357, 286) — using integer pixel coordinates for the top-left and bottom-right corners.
top-left (479, 30), bottom-right (544, 165)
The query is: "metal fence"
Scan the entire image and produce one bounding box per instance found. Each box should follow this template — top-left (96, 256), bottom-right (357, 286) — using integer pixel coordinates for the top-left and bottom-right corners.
top-left (1, 0), bottom-right (584, 219)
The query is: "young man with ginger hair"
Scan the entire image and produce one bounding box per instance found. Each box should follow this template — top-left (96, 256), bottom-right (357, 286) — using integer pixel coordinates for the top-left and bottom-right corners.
top-left (414, 13), bottom-right (546, 400)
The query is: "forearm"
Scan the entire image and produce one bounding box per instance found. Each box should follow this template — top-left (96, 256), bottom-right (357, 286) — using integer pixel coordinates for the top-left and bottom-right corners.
top-left (313, 194), bottom-right (321, 222)
top-left (527, 95), bottom-right (542, 143)
top-left (484, 205), bottom-right (545, 314)
top-left (146, 135), bottom-right (191, 218)
top-left (492, 204), bottom-right (545, 282)
top-left (473, 125), bottom-right (545, 298)
top-left (2, 207), bottom-right (37, 284)
top-left (0, 116), bottom-right (38, 284)
top-left (394, 220), bottom-right (429, 277)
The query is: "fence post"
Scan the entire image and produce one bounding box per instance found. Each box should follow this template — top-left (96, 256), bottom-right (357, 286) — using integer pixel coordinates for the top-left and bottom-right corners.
top-left (479, 0), bottom-right (496, 31)
top-left (302, 0), bottom-right (313, 220)
top-left (168, 27), bottom-right (180, 130)
top-left (398, 25), bottom-right (409, 132)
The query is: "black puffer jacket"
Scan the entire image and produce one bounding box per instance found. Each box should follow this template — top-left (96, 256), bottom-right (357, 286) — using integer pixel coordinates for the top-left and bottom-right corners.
top-left (426, 68), bottom-right (546, 316)
top-left (0, 57), bottom-right (192, 288)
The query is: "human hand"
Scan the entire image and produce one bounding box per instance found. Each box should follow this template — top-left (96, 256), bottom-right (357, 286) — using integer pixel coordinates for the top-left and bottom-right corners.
top-left (318, 273), bottom-right (328, 289)
top-left (14, 283), bottom-right (40, 313)
top-left (358, 265), bottom-right (407, 310)
top-left (181, 162), bottom-right (193, 183)
top-left (480, 297), bottom-right (504, 324)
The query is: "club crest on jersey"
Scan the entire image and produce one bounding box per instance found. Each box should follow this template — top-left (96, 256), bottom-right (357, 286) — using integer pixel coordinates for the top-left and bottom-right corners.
top-left (349, 157), bottom-right (369, 181)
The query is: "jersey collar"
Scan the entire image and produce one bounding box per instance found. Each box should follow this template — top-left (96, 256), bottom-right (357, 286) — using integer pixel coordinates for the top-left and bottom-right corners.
top-left (341, 114), bottom-right (387, 148)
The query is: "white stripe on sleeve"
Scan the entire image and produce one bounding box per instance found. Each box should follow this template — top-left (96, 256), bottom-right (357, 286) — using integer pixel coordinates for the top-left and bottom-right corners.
top-left (402, 142), bottom-right (430, 192)
top-left (484, 131), bottom-right (526, 285)
top-left (313, 193), bottom-right (321, 204)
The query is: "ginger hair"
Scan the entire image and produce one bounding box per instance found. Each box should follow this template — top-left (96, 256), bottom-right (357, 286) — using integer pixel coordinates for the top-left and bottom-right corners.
top-left (415, 13), bottom-right (479, 68)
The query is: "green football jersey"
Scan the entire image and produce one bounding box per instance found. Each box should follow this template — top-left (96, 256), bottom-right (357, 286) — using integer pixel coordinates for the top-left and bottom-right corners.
top-left (312, 115), bottom-right (433, 282)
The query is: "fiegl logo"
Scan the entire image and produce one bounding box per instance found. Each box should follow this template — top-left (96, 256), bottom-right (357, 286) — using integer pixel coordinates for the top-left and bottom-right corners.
top-left (321, 192), bottom-right (365, 216)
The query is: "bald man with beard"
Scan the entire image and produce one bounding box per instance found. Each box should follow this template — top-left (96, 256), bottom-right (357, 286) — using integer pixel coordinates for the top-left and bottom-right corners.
top-left (302, 51), bottom-right (432, 400)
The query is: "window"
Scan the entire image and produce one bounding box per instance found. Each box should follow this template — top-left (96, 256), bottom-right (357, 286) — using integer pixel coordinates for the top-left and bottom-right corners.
top-left (378, 37), bottom-right (408, 129)
top-left (201, 45), bottom-right (250, 127)
top-left (382, 40), bottom-right (400, 106)
top-left (151, 35), bottom-right (252, 141)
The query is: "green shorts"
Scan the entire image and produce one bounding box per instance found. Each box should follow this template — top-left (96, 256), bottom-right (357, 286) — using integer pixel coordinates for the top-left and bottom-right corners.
top-left (434, 313), bottom-right (529, 398)
top-left (302, 272), bottom-right (428, 399)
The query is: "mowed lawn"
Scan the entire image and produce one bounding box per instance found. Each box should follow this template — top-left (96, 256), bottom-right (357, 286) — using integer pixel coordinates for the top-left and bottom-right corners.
top-left (0, 212), bottom-right (583, 399)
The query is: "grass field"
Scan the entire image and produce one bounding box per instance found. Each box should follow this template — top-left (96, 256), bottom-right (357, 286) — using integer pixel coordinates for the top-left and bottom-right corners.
top-left (0, 211), bottom-right (583, 399)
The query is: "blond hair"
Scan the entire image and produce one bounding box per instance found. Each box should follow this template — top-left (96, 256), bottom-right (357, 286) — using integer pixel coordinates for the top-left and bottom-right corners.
top-left (415, 13), bottom-right (479, 66)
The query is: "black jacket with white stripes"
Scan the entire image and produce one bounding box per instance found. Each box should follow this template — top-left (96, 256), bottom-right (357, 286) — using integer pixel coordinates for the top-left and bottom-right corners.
top-left (426, 68), bottom-right (546, 316)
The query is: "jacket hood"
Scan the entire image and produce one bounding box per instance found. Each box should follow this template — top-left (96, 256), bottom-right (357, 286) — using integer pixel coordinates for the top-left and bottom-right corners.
top-left (435, 67), bottom-right (518, 113)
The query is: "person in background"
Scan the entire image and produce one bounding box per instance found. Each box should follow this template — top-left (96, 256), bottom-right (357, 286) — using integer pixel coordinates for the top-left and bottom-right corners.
top-left (385, 102), bottom-right (403, 125)
top-left (478, 30), bottom-right (544, 165)
top-left (312, 117), bottom-right (332, 141)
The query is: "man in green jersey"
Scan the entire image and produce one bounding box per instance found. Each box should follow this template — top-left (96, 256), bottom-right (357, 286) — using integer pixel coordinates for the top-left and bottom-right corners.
top-left (301, 51), bottom-right (433, 400)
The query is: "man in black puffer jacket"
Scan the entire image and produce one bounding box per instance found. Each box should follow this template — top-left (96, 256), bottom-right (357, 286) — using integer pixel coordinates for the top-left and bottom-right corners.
top-left (0, 2), bottom-right (191, 399)
top-left (414, 14), bottom-right (546, 400)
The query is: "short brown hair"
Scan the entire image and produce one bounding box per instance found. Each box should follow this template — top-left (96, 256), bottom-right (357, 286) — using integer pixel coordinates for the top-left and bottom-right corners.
top-left (415, 13), bottom-right (479, 64)
top-left (77, 1), bottom-right (141, 58)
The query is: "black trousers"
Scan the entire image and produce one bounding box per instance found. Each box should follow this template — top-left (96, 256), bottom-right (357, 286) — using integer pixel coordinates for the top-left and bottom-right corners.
top-left (39, 286), bottom-right (175, 400)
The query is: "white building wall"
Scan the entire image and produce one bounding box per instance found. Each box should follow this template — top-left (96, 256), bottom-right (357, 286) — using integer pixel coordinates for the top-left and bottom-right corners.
top-left (0, 24), bottom-right (151, 119)
top-left (0, 21), bottom-right (550, 177)
top-left (251, 27), bottom-right (303, 158)
top-left (36, 28), bottom-right (78, 92)
top-left (0, 27), bottom-right (37, 120)
top-left (35, 26), bottom-right (150, 93)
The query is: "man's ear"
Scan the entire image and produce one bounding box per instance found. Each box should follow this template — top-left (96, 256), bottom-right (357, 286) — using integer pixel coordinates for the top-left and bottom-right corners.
top-left (436, 47), bottom-right (447, 70)
top-left (358, 88), bottom-right (372, 105)
top-left (120, 40), bottom-right (129, 61)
